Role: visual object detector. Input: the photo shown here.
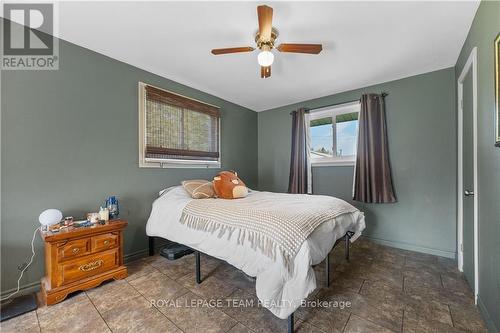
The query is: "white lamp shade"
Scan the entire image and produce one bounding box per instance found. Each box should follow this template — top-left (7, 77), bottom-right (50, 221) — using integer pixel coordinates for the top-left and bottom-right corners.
top-left (39, 209), bottom-right (62, 226)
top-left (257, 51), bottom-right (274, 67)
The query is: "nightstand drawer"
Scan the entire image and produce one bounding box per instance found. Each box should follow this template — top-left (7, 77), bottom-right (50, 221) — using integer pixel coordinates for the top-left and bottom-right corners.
top-left (91, 233), bottom-right (118, 252)
top-left (58, 238), bottom-right (91, 260)
top-left (60, 249), bottom-right (119, 285)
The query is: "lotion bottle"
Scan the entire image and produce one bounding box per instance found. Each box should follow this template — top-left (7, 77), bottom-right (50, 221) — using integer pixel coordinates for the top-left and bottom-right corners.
top-left (99, 206), bottom-right (109, 221)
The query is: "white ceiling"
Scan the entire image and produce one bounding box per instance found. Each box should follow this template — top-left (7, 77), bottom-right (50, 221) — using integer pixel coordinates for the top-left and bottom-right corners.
top-left (56, 1), bottom-right (479, 111)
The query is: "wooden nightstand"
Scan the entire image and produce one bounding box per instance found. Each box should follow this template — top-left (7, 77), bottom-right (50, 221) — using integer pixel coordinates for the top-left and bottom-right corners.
top-left (40, 219), bottom-right (128, 305)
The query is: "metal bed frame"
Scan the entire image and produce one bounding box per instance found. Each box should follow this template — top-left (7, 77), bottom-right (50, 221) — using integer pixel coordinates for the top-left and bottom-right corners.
top-left (148, 231), bottom-right (354, 333)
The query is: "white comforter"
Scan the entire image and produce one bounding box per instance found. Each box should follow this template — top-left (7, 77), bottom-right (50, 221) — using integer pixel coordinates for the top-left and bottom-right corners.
top-left (146, 186), bottom-right (365, 319)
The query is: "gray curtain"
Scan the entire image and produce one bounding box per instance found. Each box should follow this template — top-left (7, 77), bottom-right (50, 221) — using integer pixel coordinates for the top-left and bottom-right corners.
top-left (288, 108), bottom-right (311, 194)
top-left (353, 94), bottom-right (397, 203)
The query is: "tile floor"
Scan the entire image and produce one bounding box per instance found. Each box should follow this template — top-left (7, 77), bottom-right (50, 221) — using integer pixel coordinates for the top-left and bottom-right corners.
top-left (1, 238), bottom-right (488, 333)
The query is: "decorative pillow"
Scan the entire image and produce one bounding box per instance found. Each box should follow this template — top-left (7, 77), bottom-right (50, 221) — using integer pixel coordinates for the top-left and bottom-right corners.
top-left (181, 180), bottom-right (215, 199)
top-left (213, 171), bottom-right (248, 199)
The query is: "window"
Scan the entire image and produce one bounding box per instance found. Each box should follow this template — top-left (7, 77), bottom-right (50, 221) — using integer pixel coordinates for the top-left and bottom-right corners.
top-left (139, 82), bottom-right (221, 168)
top-left (309, 101), bottom-right (360, 166)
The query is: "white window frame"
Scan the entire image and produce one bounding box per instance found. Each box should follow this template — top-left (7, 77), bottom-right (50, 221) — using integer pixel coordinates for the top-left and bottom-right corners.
top-left (138, 82), bottom-right (221, 169)
top-left (308, 101), bottom-right (360, 167)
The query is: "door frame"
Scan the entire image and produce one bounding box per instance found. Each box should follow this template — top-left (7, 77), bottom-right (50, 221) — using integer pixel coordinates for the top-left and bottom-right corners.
top-left (456, 47), bottom-right (478, 303)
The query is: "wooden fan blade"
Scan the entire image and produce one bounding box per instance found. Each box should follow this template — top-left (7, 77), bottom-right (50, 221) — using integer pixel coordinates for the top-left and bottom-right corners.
top-left (211, 47), bottom-right (255, 55)
top-left (257, 5), bottom-right (273, 41)
top-left (277, 44), bottom-right (323, 54)
top-left (260, 65), bottom-right (271, 78)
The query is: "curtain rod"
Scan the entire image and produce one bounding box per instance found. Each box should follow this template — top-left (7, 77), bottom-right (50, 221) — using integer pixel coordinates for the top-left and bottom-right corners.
top-left (289, 92), bottom-right (389, 115)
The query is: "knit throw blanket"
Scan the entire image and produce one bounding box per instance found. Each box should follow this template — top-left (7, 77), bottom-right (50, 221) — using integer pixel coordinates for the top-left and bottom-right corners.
top-left (180, 191), bottom-right (358, 272)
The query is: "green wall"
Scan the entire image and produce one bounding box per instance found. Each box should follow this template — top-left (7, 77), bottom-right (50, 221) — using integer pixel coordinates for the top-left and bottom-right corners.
top-left (0, 33), bottom-right (258, 294)
top-left (455, 1), bottom-right (500, 331)
top-left (258, 68), bottom-right (457, 258)
top-left (2, 8), bottom-right (498, 330)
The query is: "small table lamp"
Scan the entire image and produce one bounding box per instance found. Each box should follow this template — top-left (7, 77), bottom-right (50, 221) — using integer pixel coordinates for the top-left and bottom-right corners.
top-left (39, 209), bottom-right (62, 231)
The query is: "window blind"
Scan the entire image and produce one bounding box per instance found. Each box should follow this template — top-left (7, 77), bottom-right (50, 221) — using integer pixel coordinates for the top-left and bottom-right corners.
top-left (144, 85), bottom-right (220, 161)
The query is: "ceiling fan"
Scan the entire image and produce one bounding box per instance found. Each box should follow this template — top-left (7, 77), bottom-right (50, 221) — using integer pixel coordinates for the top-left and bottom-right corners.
top-left (211, 5), bottom-right (323, 78)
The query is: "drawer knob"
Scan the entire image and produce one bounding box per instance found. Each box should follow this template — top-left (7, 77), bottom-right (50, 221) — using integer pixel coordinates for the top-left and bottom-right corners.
top-left (72, 248), bottom-right (80, 253)
top-left (104, 240), bottom-right (110, 246)
top-left (79, 260), bottom-right (103, 272)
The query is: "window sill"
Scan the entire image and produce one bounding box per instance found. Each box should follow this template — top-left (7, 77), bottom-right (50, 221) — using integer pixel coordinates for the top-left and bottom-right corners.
top-left (311, 159), bottom-right (355, 167)
top-left (140, 159), bottom-right (221, 169)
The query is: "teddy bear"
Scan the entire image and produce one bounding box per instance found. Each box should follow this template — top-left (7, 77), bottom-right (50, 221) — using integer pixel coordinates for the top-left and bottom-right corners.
top-left (213, 171), bottom-right (248, 199)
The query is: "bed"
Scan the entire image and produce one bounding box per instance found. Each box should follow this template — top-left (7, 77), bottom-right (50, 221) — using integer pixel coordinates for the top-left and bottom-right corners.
top-left (146, 186), bottom-right (365, 332)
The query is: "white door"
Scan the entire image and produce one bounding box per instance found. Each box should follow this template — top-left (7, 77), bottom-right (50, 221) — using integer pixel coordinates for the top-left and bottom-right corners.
top-left (462, 69), bottom-right (475, 288)
top-left (457, 47), bottom-right (478, 302)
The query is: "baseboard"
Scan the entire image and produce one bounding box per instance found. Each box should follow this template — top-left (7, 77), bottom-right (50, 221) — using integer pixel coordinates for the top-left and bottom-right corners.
top-left (1, 242), bottom-right (167, 298)
top-left (363, 235), bottom-right (456, 259)
top-left (477, 295), bottom-right (499, 333)
top-left (124, 248), bottom-right (150, 263)
top-left (1, 237), bottom-right (455, 298)
top-left (1, 280), bottom-right (40, 299)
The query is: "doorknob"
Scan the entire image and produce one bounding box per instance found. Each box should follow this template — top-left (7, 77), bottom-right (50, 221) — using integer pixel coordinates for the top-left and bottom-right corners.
top-left (464, 189), bottom-right (474, 196)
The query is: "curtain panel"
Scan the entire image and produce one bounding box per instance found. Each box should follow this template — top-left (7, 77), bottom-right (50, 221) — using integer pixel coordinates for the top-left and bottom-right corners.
top-left (353, 94), bottom-right (397, 203)
top-left (288, 108), bottom-right (312, 194)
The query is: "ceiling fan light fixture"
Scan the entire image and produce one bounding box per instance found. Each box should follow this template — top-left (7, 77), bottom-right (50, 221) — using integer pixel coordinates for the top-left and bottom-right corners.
top-left (210, 5), bottom-right (322, 78)
top-left (257, 50), bottom-right (274, 67)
